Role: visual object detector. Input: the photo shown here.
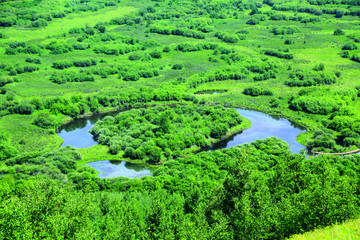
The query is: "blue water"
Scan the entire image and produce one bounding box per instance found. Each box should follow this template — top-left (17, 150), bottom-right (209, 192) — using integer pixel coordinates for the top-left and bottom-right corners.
top-left (58, 108), bottom-right (308, 178)
top-left (86, 160), bottom-right (151, 179)
top-left (211, 109), bottom-right (307, 154)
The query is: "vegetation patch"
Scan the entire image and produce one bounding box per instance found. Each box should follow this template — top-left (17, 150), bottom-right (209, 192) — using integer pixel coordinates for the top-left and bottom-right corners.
top-left (90, 105), bottom-right (245, 163)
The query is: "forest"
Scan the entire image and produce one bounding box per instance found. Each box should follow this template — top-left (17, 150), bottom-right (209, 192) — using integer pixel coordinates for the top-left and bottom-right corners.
top-left (0, 0), bottom-right (360, 239)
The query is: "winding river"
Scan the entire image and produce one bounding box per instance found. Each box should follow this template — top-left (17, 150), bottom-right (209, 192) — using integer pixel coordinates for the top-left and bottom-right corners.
top-left (58, 108), bottom-right (307, 178)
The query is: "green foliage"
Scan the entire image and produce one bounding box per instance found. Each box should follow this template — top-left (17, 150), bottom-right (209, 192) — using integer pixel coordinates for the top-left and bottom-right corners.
top-left (52, 60), bottom-right (73, 70)
top-left (33, 112), bottom-right (61, 129)
top-left (50, 71), bottom-right (95, 84)
top-left (90, 105), bottom-right (243, 162)
top-left (342, 42), bottom-right (358, 50)
top-left (243, 86), bottom-right (273, 96)
top-left (290, 97), bottom-right (341, 115)
top-left (285, 70), bottom-right (336, 87)
top-left (334, 29), bottom-right (345, 35)
top-left (264, 49), bottom-right (293, 59)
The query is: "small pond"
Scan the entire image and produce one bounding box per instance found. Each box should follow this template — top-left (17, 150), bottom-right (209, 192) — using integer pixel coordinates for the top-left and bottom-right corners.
top-left (86, 160), bottom-right (151, 179)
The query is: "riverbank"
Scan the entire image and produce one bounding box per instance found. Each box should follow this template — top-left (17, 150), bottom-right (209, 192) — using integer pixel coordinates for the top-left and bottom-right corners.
top-left (311, 149), bottom-right (360, 156)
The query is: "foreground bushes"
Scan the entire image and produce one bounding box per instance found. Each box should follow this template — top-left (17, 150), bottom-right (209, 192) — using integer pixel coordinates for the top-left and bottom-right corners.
top-left (1, 139), bottom-right (359, 239)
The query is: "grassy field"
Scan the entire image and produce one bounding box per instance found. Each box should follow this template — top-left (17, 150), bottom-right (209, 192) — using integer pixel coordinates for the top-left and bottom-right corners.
top-left (289, 218), bottom-right (360, 240)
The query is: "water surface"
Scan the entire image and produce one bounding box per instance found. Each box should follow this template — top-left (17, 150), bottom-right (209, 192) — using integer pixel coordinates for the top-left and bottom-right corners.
top-left (58, 108), bottom-right (308, 178)
top-left (211, 109), bottom-right (306, 154)
top-left (58, 112), bottom-right (118, 148)
top-left (86, 160), bottom-right (151, 179)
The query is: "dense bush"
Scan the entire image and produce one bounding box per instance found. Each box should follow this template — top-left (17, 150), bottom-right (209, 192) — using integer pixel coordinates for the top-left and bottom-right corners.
top-left (285, 71), bottom-right (337, 87)
top-left (270, 26), bottom-right (300, 35)
top-left (264, 49), bottom-right (293, 59)
top-left (342, 42), bottom-right (358, 50)
top-left (33, 112), bottom-right (60, 129)
top-left (150, 26), bottom-right (205, 39)
top-left (52, 60), bottom-right (73, 70)
top-left (172, 64), bottom-right (183, 70)
top-left (290, 96), bottom-right (341, 115)
top-left (46, 42), bottom-right (73, 54)
top-left (334, 29), bottom-right (345, 35)
top-left (214, 32), bottom-right (239, 43)
top-left (0, 77), bottom-right (14, 87)
top-left (25, 57), bottom-right (41, 64)
top-left (9, 101), bottom-right (35, 115)
top-left (90, 105), bottom-right (243, 162)
top-left (0, 17), bottom-right (16, 27)
top-left (243, 86), bottom-right (273, 96)
top-left (50, 71), bottom-right (95, 84)
top-left (73, 59), bottom-right (97, 67)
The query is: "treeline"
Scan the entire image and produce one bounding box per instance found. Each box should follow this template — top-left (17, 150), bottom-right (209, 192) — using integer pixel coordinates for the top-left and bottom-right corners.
top-left (93, 44), bottom-right (140, 56)
top-left (188, 60), bottom-right (278, 88)
top-left (0, 87), bottom-right (189, 118)
top-left (52, 59), bottom-right (97, 70)
top-left (272, 1), bottom-right (360, 18)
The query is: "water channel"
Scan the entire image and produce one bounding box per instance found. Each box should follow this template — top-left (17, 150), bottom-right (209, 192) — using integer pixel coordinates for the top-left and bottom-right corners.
top-left (57, 108), bottom-right (307, 178)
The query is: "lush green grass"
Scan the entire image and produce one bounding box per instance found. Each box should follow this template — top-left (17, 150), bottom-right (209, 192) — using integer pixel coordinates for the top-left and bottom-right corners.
top-left (0, 113), bottom-right (63, 153)
top-left (289, 218), bottom-right (360, 240)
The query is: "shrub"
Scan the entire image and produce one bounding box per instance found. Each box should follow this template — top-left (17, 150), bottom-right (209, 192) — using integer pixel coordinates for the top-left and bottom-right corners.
top-left (0, 77), bottom-right (14, 87)
top-left (172, 64), bottom-right (183, 70)
top-left (0, 17), bottom-right (16, 27)
top-left (25, 45), bottom-right (41, 54)
top-left (128, 53), bottom-right (142, 61)
top-left (31, 19), bottom-right (48, 28)
top-left (243, 86), bottom-right (273, 96)
top-left (246, 18), bottom-right (259, 25)
top-left (52, 60), bottom-right (73, 70)
top-left (10, 102), bottom-right (35, 115)
top-left (73, 59), bottom-right (97, 67)
top-left (163, 46), bottom-right (171, 52)
top-left (333, 29), bottom-right (345, 36)
top-left (342, 42), bottom-right (357, 51)
top-left (33, 113), bottom-right (59, 129)
top-left (123, 73), bottom-right (140, 81)
top-left (150, 51), bottom-right (162, 59)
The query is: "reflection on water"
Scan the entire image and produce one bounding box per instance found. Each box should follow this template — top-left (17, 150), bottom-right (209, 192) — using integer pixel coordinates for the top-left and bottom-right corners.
top-left (58, 108), bottom-right (307, 153)
top-left (86, 160), bottom-right (151, 179)
top-left (211, 109), bottom-right (307, 154)
top-left (57, 112), bottom-right (118, 148)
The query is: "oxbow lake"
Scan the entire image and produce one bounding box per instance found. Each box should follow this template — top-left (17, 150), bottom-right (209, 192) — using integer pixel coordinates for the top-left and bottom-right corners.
top-left (58, 108), bottom-right (307, 178)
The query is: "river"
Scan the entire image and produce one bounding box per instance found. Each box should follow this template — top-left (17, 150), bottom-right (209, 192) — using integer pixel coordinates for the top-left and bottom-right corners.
top-left (57, 108), bottom-right (307, 178)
